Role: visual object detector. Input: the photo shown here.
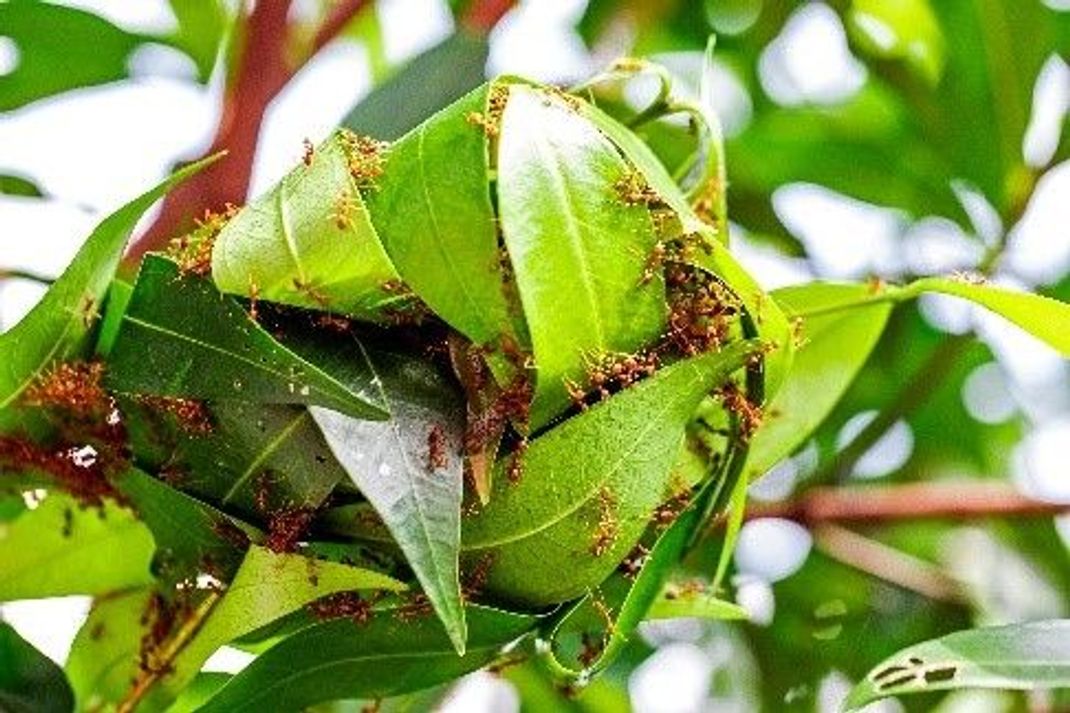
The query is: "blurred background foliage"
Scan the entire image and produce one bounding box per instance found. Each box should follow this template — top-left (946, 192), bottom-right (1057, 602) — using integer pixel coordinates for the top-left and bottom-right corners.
top-left (1, 0), bottom-right (1069, 711)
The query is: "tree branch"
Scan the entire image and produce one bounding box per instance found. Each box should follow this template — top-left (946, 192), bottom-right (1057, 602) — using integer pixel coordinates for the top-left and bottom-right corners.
top-left (747, 481), bottom-right (1070, 525)
top-left (813, 524), bottom-right (967, 603)
top-left (125, 0), bottom-right (295, 267)
top-left (461, 0), bottom-right (516, 32)
top-left (311, 0), bottom-right (372, 55)
top-left (0, 267), bottom-right (54, 285)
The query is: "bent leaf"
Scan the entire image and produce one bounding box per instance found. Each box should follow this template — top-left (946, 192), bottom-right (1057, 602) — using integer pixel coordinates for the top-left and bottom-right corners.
top-left (195, 605), bottom-right (535, 713)
top-left (212, 134), bottom-right (406, 320)
top-left (0, 159), bottom-right (212, 433)
top-left (0, 494), bottom-right (155, 601)
top-left (106, 256), bottom-right (387, 420)
top-left (0, 621), bottom-right (75, 713)
top-left (845, 620), bottom-right (1070, 711)
top-left (365, 84), bottom-right (518, 361)
top-left (907, 278), bottom-right (1070, 357)
top-left (311, 335), bottom-right (468, 653)
top-left (463, 340), bottom-right (761, 607)
top-left (143, 545), bottom-right (406, 709)
top-left (748, 283), bottom-right (894, 478)
top-left (497, 84), bottom-right (666, 427)
top-left (115, 468), bottom-right (255, 584)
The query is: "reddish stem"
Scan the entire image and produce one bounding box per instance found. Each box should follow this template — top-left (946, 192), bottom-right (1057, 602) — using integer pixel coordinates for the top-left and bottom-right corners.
top-left (746, 481), bottom-right (1069, 525)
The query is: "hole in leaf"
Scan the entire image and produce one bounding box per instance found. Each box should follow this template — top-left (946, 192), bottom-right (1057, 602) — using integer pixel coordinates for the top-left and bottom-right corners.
top-left (873, 665), bottom-right (909, 681)
top-left (923, 666), bottom-right (957, 684)
top-left (877, 673), bottom-right (917, 690)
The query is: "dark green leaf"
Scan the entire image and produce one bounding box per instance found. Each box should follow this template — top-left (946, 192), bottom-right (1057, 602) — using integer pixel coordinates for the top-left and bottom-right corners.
top-left (845, 620), bottom-right (1070, 710)
top-left (176, 401), bottom-right (347, 516)
top-left (0, 493), bottom-right (154, 601)
top-left (0, 159), bottom-right (212, 434)
top-left (0, 2), bottom-right (144, 110)
top-left (115, 468), bottom-right (255, 583)
top-left (463, 340), bottom-right (761, 608)
top-left (497, 84), bottom-right (666, 426)
top-left (0, 621), bottom-right (74, 713)
top-left (194, 604), bottom-right (535, 713)
top-left (311, 335), bottom-right (468, 653)
top-left (342, 31), bottom-right (489, 141)
top-left (106, 255), bottom-right (388, 420)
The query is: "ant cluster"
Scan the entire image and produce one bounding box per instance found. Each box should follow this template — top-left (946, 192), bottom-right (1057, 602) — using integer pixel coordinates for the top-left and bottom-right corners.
top-left (565, 349), bottom-right (659, 412)
top-left (465, 84), bottom-right (511, 138)
top-left (339, 130), bottom-right (388, 188)
top-left (664, 263), bottom-right (740, 356)
top-left (254, 474), bottom-right (316, 554)
top-left (167, 204), bottom-right (239, 277)
top-left (589, 487), bottom-right (619, 557)
top-left (308, 591), bottom-right (374, 626)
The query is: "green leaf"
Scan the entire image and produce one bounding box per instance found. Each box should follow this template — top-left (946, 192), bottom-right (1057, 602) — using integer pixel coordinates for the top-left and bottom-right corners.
top-left (0, 621), bottom-right (74, 713)
top-left (194, 604), bottom-right (536, 713)
top-left (0, 173), bottom-right (43, 198)
top-left (142, 545), bottom-right (406, 709)
top-left (0, 2), bottom-right (143, 110)
top-left (66, 588), bottom-right (153, 712)
top-left (106, 255), bottom-right (388, 420)
top-left (0, 159), bottom-right (212, 434)
top-left (342, 31), bottom-right (490, 141)
top-left (94, 278), bottom-right (133, 358)
top-left (311, 335), bottom-right (468, 653)
top-left (0, 493), bottom-right (154, 601)
top-left (747, 283), bottom-right (894, 478)
top-left (647, 587), bottom-right (748, 621)
top-left (365, 84), bottom-right (518, 361)
top-left (166, 0), bottom-right (230, 82)
top-left (847, 0), bottom-right (946, 84)
top-left (906, 278), bottom-right (1070, 357)
top-left (844, 620), bottom-right (1070, 711)
top-left (211, 133), bottom-right (406, 320)
top-left (114, 468), bottom-right (255, 584)
top-left (463, 340), bottom-right (761, 608)
top-left (497, 84), bottom-right (666, 426)
top-left (177, 402), bottom-right (349, 517)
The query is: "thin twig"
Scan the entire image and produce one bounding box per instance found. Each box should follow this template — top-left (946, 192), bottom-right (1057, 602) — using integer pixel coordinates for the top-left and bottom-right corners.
top-left (747, 481), bottom-right (1070, 525)
top-left (813, 524), bottom-right (967, 603)
top-left (0, 268), bottom-right (54, 285)
top-left (117, 590), bottom-right (223, 713)
top-left (310, 0), bottom-right (373, 55)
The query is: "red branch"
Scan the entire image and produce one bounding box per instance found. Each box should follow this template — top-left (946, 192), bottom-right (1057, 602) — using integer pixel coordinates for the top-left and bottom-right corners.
top-left (746, 482), bottom-right (1070, 525)
top-left (311, 0), bottom-right (372, 54)
top-left (125, 0), bottom-right (294, 266)
top-left (124, 0), bottom-right (515, 266)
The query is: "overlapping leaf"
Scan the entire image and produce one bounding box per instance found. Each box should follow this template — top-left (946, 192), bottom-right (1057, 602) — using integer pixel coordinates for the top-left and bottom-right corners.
top-left (311, 335), bottom-right (468, 653)
top-left (195, 604), bottom-right (535, 713)
top-left (498, 85), bottom-right (669, 426)
top-left (0, 160), bottom-right (211, 434)
top-left (463, 340), bottom-right (761, 608)
top-left (364, 83), bottom-right (519, 366)
top-left (140, 545), bottom-right (406, 710)
top-left (211, 134), bottom-right (406, 320)
top-left (106, 256), bottom-right (387, 420)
